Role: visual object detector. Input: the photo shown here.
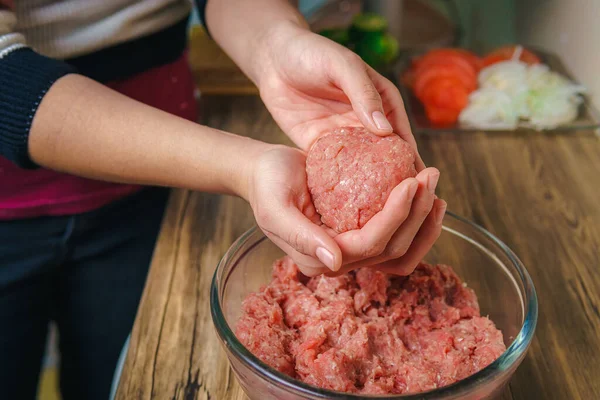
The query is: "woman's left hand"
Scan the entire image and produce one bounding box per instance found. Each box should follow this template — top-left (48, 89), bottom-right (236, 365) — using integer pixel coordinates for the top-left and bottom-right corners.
top-left (255, 22), bottom-right (424, 170)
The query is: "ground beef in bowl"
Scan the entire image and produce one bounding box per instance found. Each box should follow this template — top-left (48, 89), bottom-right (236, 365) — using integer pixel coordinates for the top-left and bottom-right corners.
top-left (236, 258), bottom-right (506, 395)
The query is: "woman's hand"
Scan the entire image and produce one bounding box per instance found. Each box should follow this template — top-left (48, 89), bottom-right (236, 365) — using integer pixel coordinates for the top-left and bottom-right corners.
top-left (254, 22), bottom-right (424, 170)
top-left (247, 146), bottom-right (342, 276)
top-left (246, 22), bottom-right (445, 275)
top-left (204, 4), bottom-right (445, 275)
top-left (247, 146), bottom-right (446, 277)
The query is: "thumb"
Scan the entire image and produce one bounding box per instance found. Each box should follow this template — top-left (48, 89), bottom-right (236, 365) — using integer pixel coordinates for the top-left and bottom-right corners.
top-left (338, 53), bottom-right (393, 135)
top-left (262, 205), bottom-right (342, 272)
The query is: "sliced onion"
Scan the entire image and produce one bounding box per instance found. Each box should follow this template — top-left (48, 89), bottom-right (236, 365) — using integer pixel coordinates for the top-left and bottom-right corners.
top-left (460, 57), bottom-right (585, 130)
top-left (459, 88), bottom-right (518, 130)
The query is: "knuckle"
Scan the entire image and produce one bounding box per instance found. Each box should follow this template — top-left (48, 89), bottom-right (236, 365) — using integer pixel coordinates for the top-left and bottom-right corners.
top-left (255, 206), bottom-right (271, 227)
top-left (397, 205), bottom-right (412, 222)
top-left (286, 229), bottom-right (309, 255)
top-left (380, 75), bottom-right (398, 92)
top-left (418, 203), bottom-right (433, 219)
top-left (298, 265), bottom-right (322, 278)
top-left (390, 85), bottom-right (403, 102)
top-left (362, 82), bottom-right (381, 103)
top-left (360, 246), bottom-right (376, 259)
top-left (342, 51), bottom-right (362, 65)
top-left (362, 240), bottom-right (386, 258)
top-left (403, 262), bottom-right (419, 275)
top-left (385, 241), bottom-right (410, 259)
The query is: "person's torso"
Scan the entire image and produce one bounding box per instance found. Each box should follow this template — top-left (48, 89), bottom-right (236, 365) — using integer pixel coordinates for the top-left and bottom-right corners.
top-left (1, 0), bottom-right (197, 219)
top-left (14, 0), bottom-right (192, 59)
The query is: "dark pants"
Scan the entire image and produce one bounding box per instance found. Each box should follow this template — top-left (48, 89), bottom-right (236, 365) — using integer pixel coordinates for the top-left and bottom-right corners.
top-left (0, 188), bottom-right (169, 400)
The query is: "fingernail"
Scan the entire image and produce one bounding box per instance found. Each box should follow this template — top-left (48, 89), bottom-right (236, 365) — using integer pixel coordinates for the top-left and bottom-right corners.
top-left (316, 247), bottom-right (335, 271)
top-left (372, 111), bottom-right (392, 131)
top-left (428, 171), bottom-right (440, 194)
top-left (436, 201), bottom-right (447, 224)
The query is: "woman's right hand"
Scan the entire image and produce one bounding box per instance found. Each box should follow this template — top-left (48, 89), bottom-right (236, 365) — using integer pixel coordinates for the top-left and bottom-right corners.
top-left (246, 145), bottom-right (446, 277)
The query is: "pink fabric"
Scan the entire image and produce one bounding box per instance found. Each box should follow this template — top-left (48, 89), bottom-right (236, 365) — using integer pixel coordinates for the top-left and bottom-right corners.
top-left (0, 54), bottom-right (198, 219)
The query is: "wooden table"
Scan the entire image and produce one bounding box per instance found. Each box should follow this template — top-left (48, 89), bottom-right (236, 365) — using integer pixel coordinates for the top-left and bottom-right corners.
top-left (115, 95), bottom-right (600, 400)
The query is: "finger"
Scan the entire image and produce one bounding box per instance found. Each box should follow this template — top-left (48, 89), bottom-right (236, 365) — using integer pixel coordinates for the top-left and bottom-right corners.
top-left (415, 152), bottom-right (426, 172)
top-left (334, 178), bottom-right (419, 262)
top-left (376, 198), bottom-right (447, 275)
top-left (332, 168), bottom-right (440, 270)
top-left (326, 262), bottom-right (361, 276)
top-left (336, 52), bottom-right (393, 135)
top-left (266, 234), bottom-right (331, 277)
top-left (262, 205), bottom-right (343, 272)
top-left (371, 71), bottom-right (426, 171)
top-left (370, 69), bottom-right (412, 138)
top-left (324, 198), bottom-right (446, 277)
top-left (381, 168), bottom-right (439, 260)
top-left (266, 230), bottom-right (337, 277)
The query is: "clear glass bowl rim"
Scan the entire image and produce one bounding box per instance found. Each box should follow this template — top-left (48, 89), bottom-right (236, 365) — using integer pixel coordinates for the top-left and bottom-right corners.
top-left (210, 211), bottom-right (538, 399)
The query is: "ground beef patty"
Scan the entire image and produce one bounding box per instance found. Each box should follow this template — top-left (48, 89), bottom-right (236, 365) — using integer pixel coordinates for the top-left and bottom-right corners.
top-left (236, 257), bottom-right (506, 395)
top-left (306, 126), bottom-right (417, 233)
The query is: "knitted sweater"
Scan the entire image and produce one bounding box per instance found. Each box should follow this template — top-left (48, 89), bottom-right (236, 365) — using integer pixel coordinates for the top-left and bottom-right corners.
top-left (0, 0), bottom-right (208, 218)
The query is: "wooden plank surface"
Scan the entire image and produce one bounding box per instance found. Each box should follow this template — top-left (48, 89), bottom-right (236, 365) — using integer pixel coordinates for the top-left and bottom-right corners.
top-left (116, 95), bottom-right (600, 400)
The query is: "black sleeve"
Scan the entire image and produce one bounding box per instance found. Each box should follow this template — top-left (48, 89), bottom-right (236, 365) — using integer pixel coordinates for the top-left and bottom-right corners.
top-left (195, 0), bottom-right (210, 36)
top-left (0, 48), bottom-right (76, 168)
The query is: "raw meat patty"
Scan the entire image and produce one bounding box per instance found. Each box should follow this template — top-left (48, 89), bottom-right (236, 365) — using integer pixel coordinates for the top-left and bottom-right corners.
top-left (306, 126), bottom-right (417, 233)
top-left (236, 257), bottom-right (506, 395)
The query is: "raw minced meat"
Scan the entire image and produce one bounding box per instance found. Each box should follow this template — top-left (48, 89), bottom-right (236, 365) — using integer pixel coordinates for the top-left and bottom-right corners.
top-left (236, 257), bottom-right (506, 395)
top-left (306, 126), bottom-right (417, 233)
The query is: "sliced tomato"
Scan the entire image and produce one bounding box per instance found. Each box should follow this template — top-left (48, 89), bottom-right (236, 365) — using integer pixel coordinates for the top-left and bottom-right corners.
top-left (421, 78), bottom-right (468, 126)
top-left (413, 64), bottom-right (476, 101)
top-left (482, 45), bottom-right (540, 67)
top-left (421, 77), bottom-right (469, 110)
top-left (414, 54), bottom-right (475, 80)
top-left (413, 48), bottom-right (481, 76)
top-left (402, 48), bottom-right (481, 127)
top-left (424, 104), bottom-right (461, 127)
top-left (452, 48), bottom-right (483, 71)
top-left (404, 48), bottom-right (482, 88)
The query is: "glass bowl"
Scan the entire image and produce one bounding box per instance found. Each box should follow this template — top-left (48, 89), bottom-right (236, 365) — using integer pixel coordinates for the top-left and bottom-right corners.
top-left (210, 212), bottom-right (537, 399)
